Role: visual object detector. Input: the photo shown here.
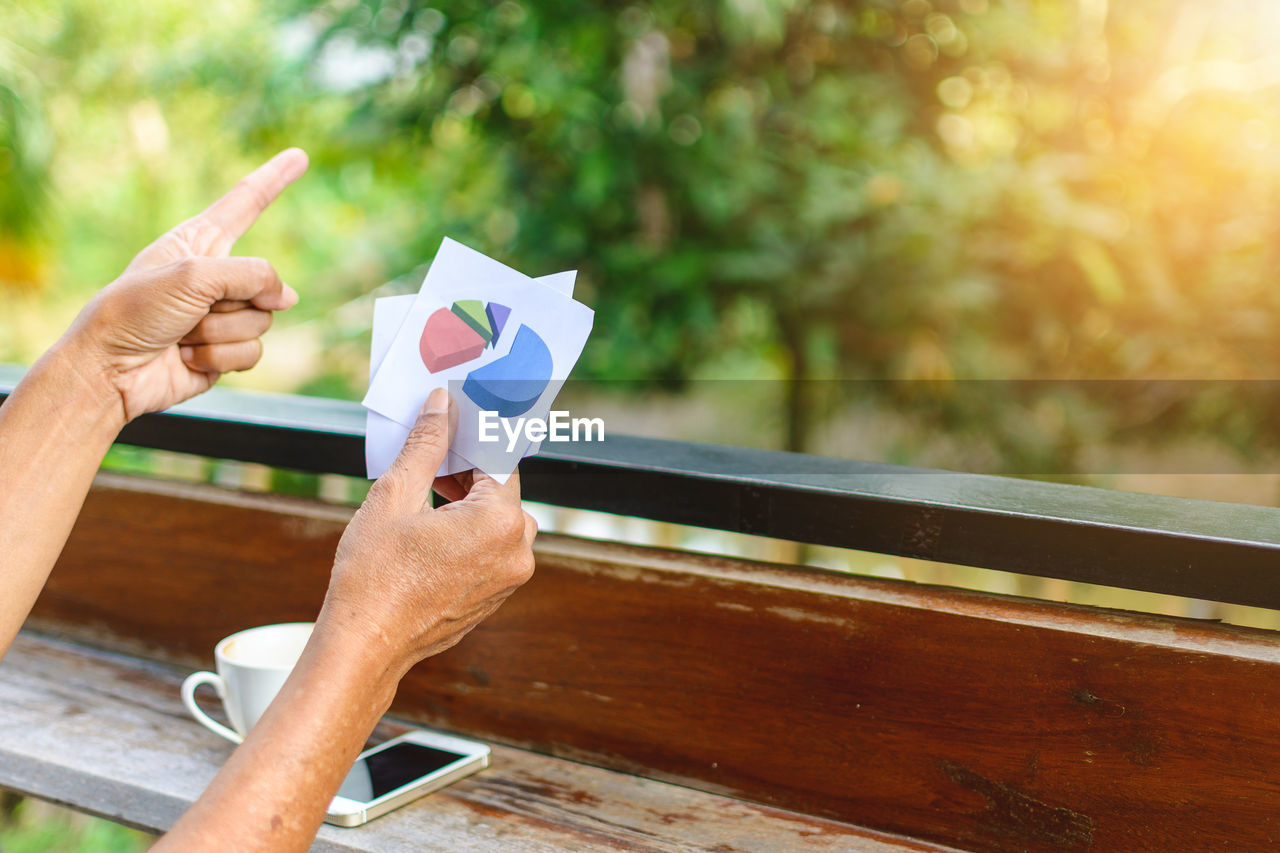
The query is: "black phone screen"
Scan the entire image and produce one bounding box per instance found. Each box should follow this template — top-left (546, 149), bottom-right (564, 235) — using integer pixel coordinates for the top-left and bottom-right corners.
top-left (336, 742), bottom-right (468, 803)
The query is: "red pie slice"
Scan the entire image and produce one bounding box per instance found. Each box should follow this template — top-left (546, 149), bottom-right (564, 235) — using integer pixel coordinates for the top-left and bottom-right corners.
top-left (420, 307), bottom-right (486, 373)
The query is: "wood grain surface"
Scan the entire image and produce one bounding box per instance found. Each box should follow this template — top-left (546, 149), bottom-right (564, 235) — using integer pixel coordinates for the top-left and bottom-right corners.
top-left (29, 473), bottom-right (1280, 851)
top-left (0, 632), bottom-right (932, 852)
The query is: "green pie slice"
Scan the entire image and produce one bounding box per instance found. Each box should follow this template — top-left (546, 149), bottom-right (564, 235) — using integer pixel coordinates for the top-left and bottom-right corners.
top-left (451, 300), bottom-right (493, 343)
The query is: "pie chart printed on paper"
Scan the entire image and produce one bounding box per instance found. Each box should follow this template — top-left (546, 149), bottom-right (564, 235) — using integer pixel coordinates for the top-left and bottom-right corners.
top-left (419, 300), bottom-right (552, 419)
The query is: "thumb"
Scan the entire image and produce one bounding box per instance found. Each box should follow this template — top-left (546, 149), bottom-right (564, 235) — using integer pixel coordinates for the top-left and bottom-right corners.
top-left (384, 388), bottom-right (457, 511)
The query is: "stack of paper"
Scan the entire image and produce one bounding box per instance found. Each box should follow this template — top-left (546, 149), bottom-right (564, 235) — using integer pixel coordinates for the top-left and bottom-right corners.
top-left (362, 238), bottom-right (594, 483)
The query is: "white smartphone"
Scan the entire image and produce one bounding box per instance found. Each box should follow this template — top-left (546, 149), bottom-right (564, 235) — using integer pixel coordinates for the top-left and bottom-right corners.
top-left (325, 729), bottom-right (491, 827)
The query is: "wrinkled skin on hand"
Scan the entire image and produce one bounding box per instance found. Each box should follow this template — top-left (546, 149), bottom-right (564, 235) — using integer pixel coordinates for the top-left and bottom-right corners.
top-left (322, 388), bottom-right (539, 674)
top-left (63, 149), bottom-right (308, 422)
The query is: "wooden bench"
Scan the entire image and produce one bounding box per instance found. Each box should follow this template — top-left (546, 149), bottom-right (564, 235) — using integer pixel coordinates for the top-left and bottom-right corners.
top-left (1, 631), bottom-right (927, 852)
top-left (3, 373), bottom-right (1280, 851)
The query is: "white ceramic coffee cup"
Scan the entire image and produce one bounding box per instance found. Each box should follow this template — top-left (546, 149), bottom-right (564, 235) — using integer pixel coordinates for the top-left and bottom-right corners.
top-left (181, 622), bottom-right (314, 744)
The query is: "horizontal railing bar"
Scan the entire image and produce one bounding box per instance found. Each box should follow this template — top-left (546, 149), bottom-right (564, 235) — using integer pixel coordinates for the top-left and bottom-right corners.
top-left (3, 364), bottom-right (1279, 608)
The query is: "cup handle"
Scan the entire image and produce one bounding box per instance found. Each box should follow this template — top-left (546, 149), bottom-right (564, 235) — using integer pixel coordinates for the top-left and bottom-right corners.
top-left (181, 671), bottom-right (244, 745)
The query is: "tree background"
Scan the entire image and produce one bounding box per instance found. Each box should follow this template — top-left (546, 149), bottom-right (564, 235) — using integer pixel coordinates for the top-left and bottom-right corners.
top-left (8, 4), bottom-right (1280, 845)
top-left (3, 0), bottom-right (1280, 479)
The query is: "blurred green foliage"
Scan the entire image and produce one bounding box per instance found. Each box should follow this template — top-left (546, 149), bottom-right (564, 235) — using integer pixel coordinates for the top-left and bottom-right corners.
top-left (3, 0), bottom-right (1280, 469)
top-left (0, 54), bottom-right (50, 287)
top-left (0, 796), bottom-right (149, 853)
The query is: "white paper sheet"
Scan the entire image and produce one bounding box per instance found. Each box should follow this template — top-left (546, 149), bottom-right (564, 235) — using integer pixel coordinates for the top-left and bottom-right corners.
top-left (363, 240), bottom-right (588, 482)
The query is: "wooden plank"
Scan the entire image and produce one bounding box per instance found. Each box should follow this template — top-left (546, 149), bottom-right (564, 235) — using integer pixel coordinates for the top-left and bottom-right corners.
top-left (0, 631), bottom-right (949, 852)
top-left (7, 366), bottom-right (1280, 612)
top-left (31, 473), bottom-right (1280, 851)
top-left (9, 364), bottom-right (1280, 610)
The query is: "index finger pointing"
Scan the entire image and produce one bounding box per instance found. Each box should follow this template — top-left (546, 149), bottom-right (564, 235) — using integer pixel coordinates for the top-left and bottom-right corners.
top-left (195, 148), bottom-right (309, 253)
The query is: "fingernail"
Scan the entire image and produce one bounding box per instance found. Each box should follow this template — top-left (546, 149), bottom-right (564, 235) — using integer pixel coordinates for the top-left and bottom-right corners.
top-left (179, 345), bottom-right (194, 364)
top-left (424, 387), bottom-right (450, 415)
top-left (280, 147), bottom-right (310, 180)
top-left (280, 283), bottom-right (299, 309)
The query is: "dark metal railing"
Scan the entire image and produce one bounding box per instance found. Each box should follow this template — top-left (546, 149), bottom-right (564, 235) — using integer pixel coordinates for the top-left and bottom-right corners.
top-left (3, 364), bottom-right (1279, 608)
